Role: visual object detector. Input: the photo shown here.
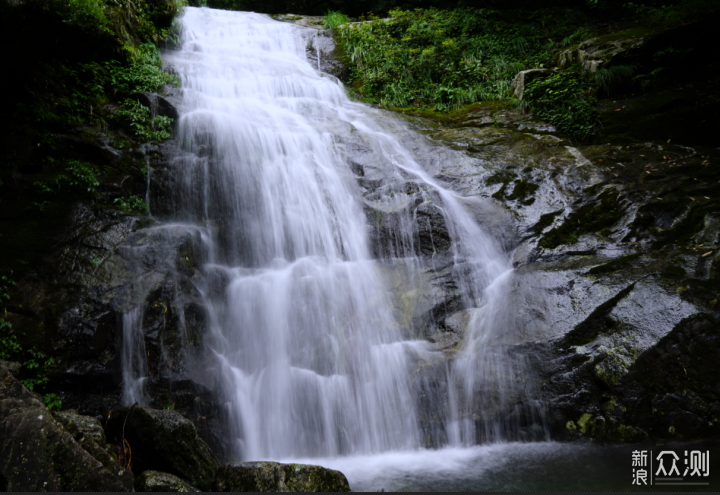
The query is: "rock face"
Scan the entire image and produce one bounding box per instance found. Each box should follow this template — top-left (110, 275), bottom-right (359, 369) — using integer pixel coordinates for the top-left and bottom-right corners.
top-left (135, 470), bottom-right (199, 492)
top-left (511, 68), bottom-right (552, 99)
top-left (0, 365), bottom-right (130, 491)
top-left (52, 409), bottom-right (134, 490)
top-left (214, 461), bottom-right (351, 492)
top-left (104, 405), bottom-right (218, 490)
top-left (554, 28), bottom-right (658, 73)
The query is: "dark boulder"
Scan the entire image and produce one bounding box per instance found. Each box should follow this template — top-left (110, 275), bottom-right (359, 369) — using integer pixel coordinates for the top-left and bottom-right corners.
top-left (105, 405), bottom-right (218, 490)
top-left (53, 409), bottom-right (134, 490)
top-left (135, 470), bottom-right (199, 492)
top-left (214, 461), bottom-right (351, 492)
top-left (0, 365), bottom-right (130, 491)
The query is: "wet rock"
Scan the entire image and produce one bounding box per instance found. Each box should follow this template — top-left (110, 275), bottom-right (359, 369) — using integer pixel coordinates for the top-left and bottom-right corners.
top-left (144, 377), bottom-right (229, 463)
top-left (0, 359), bottom-right (21, 376)
top-left (135, 470), bottom-right (200, 492)
top-left (104, 405), bottom-right (218, 490)
top-left (621, 314), bottom-right (720, 440)
top-left (511, 69), bottom-right (552, 100)
top-left (53, 409), bottom-right (108, 446)
top-left (0, 365), bottom-right (130, 491)
top-left (54, 133), bottom-right (122, 168)
top-left (53, 409), bottom-right (134, 490)
top-left (131, 91), bottom-right (180, 121)
top-left (213, 461), bottom-right (351, 492)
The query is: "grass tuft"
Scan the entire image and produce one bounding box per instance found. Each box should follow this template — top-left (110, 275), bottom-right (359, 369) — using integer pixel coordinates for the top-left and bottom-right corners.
top-left (323, 10), bottom-right (349, 30)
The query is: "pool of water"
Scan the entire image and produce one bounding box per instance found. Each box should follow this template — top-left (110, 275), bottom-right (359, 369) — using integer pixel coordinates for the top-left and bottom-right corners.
top-left (282, 441), bottom-right (720, 491)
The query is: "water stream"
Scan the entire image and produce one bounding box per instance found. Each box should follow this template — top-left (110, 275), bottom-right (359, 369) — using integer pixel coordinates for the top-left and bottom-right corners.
top-left (131, 4), bottom-right (549, 472)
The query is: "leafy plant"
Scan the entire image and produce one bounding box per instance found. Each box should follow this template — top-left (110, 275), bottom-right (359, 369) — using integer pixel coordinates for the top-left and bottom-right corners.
top-left (21, 350), bottom-right (55, 391)
top-left (115, 99), bottom-right (174, 142)
top-left (83, 43), bottom-right (180, 96)
top-left (44, 393), bottom-right (63, 412)
top-left (114, 195), bottom-right (149, 214)
top-left (1, 277), bottom-right (57, 393)
top-left (592, 64), bottom-right (637, 96)
top-left (0, 276), bottom-right (20, 360)
top-left (33, 161), bottom-right (100, 199)
top-left (523, 69), bottom-right (598, 141)
top-left (323, 10), bottom-right (349, 29)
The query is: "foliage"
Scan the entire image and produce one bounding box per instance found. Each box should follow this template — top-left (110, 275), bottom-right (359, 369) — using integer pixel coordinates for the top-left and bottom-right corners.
top-left (592, 64), bottom-right (637, 96)
top-left (83, 43), bottom-right (180, 96)
top-left (523, 69), bottom-right (598, 141)
top-left (33, 161), bottom-right (100, 200)
top-left (0, 276), bottom-right (56, 394)
top-left (115, 99), bottom-right (174, 142)
top-left (114, 195), bottom-right (150, 214)
top-left (21, 350), bottom-right (55, 392)
top-left (0, 276), bottom-right (20, 360)
top-left (338, 8), bottom-right (592, 111)
top-left (323, 10), bottom-right (349, 29)
top-left (44, 392), bottom-right (63, 412)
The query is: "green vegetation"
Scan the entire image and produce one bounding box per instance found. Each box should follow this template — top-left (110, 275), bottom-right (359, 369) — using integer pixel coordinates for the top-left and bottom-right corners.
top-left (44, 392), bottom-right (63, 412)
top-left (0, 276), bottom-right (21, 360)
top-left (33, 161), bottom-right (100, 203)
top-left (540, 190), bottom-right (624, 249)
top-left (0, 276), bottom-right (59, 401)
top-left (523, 69), bottom-right (598, 140)
top-left (323, 10), bottom-right (349, 29)
top-left (114, 195), bottom-right (150, 214)
top-left (1, 1), bottom-right (183, 180)
top-left (85, 43), bottom-right (180, 95)
top-left (339, 8), bottom-right (592, 111)
top-left (116, 99), bottom-right (174, 142)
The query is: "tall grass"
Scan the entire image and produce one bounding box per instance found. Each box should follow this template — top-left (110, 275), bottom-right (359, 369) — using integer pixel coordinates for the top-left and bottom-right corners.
top-left (323, 10), bottom-right (349, 29)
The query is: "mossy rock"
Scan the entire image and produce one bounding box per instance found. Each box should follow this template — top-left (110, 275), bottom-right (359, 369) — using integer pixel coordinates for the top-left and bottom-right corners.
top-left (105, 405), bottom-right (218, 490)
top-left (0, 365), bottom-right (130, 491)
top-left (213, 461), bottom-right (351, 492)
top-left (135, 470), bottom-right (199, 492)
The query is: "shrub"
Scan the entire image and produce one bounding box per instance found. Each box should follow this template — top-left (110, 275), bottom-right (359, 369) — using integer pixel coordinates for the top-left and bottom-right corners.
top-left (33, 161), bottom-right (100, 200)
top-left (523, 69), bottom-right (598, 141)
top-left (323, 10), bottom-right (349, 29)
top-left (338, 7), bottom-right (592, 111)
top-left (114, 194), bottom-right (149, 214)
top-left (115, 99), bottom-right (174, 142)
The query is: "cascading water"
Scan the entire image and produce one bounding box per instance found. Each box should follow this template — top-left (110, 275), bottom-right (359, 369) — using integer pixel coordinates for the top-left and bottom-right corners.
top-left (146, 6), bottom-right (548, 464)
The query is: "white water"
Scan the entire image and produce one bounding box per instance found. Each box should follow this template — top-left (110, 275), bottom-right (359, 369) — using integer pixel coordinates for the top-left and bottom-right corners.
top-left (127, 6), bottom-right (550, 462)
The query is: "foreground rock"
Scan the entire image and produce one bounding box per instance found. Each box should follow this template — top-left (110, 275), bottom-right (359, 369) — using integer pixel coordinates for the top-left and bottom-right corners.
top-left (135, 470), bottom-right (199, 492)
top-left (105, 405), bottom-right (218, 490)
top-left (214, 461), bottom-right (351, 492)
top-left (53, 409), bottom-right (134, 490)
top-left (0, 365), bottom-right (130, 491)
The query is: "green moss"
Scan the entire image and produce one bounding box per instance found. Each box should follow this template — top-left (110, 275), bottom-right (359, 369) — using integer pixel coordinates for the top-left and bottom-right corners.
top-left (594, 345), bottom-right (642, 386)
top-left (576, 413), bottom-right (593, 434)
top-left (540, 189), bottom-right (624, 249)
top-left (506, 179), bottom-right (539, 202)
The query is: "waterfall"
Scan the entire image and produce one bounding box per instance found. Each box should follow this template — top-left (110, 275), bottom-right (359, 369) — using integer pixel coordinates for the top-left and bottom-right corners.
top-left (121, 307), bottom-right (148, 405)
top-left (152, 7), bottom-right (547, 461)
